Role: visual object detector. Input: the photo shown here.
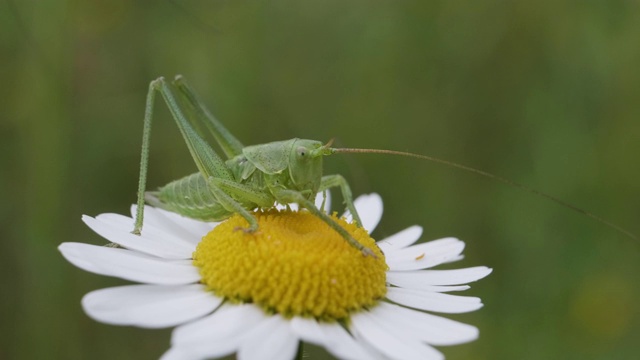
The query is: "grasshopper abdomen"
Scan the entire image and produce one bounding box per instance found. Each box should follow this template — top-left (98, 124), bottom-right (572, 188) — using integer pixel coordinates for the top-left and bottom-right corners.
top-left (146, 173), bottom-right (230, 222)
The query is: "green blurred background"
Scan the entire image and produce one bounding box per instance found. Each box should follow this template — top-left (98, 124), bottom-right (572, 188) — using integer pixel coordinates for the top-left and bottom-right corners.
top-left (1, 1), bottom-right (639, 359)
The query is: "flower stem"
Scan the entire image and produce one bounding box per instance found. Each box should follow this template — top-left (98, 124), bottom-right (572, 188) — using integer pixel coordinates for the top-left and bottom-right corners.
top-left (295, 341), bottom-right (304, 360)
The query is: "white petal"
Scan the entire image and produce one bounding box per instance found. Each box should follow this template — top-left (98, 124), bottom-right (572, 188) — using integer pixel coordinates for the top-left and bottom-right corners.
top-left (83, 215), bottom-right (193, 259)
top-left (172, 304), bottom-right (265, 346)
top-left (290, 317), bottom-right (327, 345)
top-left (59, 243), bottom-right (200, 285)
top-left (386, 287), bottom-right (483, 313)
top-left (321, 323), bottom-right (387, 360)
top-left (377, 225), bottom-right (423, 252)
top-left (130, 205), bottom-right (211, 246)
top-left (387, 279), bottom-right (470, 292)
top-left (154, 206), bottom-right (220, 239)
top-left (162, 341), bottom-right (237, 360)
top-left (278, 191), bottom-right (332, 212)
top-left (314, 190), bottom-right (332, 212)
top-left (371, 302), bottom-right (479, 346)
top-left (168, 304), bottom-right (266, 360)
top-left (387, 266), bottom-right (493, 288)
top-left (238, 315), bottom-right (299, 360)
top-left (290, 318), bottom-right (383, 360)
top-left (81, 284), bottom-right (221, 328)
top-left (343, 193), bottom-right (383, 233)
top-left (351, 311), bottom-right (444, 360)
top-left (97, 213), bottom-right (197, 250)
top-left (385, 237), bottom-right (465, 271)
top-left (275, 202), bottom-right (292, 211)
top-left (442, 254), bottom-right (465, 264)
top-left (277, 191), bottom-right (330, 213)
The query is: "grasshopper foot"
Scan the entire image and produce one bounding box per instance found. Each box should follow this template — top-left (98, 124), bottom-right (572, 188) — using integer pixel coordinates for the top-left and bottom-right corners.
top-left (234, 226), bottom-right (259, 234)
top-left (361, 247), bottom-right (378, 258)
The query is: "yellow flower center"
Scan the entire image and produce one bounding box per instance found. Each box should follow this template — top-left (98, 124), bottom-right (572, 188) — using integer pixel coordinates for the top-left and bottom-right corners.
top-left (193, 210), bottom-right (387, 321)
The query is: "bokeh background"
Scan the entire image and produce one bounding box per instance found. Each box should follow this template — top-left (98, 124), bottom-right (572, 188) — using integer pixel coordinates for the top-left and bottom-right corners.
top-left (2, 1), bottom-right (639, 359)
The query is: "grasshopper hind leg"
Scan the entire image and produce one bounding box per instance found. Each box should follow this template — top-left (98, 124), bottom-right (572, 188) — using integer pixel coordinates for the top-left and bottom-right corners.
top-left (131, 76), bottom-right (243, 235)
top-left (132, 81), bottom-right (158, 235)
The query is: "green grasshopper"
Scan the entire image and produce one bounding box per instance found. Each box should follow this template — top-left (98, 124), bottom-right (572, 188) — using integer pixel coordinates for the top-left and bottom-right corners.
top-left (132, 76), bottom-right (376, 256)
top-left (132, 76), bottom-right (637, 255)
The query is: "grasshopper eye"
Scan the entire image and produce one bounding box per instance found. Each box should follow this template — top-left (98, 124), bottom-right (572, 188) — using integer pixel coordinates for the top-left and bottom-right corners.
top-left (296, 147), bottom-right (308, 157)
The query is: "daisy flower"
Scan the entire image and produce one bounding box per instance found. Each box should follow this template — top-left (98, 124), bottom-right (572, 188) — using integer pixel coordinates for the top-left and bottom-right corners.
top-left (59, 193), bottom-right (491, 360)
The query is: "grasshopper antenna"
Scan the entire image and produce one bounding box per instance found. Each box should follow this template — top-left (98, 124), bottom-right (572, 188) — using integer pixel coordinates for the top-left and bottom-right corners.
top-left (331, 147), bottom-right (638, 243)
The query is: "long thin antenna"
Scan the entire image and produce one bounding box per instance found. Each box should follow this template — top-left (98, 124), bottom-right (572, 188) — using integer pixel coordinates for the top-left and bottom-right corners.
top-left (331, 147), bottom-right (638, 243)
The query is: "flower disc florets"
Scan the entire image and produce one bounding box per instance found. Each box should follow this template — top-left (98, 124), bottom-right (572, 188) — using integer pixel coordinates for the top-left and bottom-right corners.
top-left (193, 210), bottom-right (387, 321)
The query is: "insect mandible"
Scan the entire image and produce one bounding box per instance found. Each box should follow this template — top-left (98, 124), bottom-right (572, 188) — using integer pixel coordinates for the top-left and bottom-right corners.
top-left (131, 76), bottom-right (637, 255)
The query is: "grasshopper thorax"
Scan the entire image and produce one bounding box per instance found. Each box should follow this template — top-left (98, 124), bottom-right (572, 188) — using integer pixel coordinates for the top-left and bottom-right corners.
top-left (241, 138), bottom-right (329, 198)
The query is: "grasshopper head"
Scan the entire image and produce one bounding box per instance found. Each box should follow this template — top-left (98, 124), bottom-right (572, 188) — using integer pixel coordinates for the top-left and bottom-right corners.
top-left (289, 139), bottom-right (331, 194)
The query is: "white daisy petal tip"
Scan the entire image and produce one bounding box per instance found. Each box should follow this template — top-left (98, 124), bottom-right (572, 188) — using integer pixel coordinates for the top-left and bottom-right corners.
top-left (474, 266), bottom-right (493, 281)
top-left (386, 287), bottom-right (485, 314)
top-left (59, 242), bottom-right (102, 274)
top-left (377, 225), bottom-right (424, 252)
top-left (346, 193), bottom-right (383, 233)
top-left (81, 284), bottom-right (221, 329)
top-left (59, 242), bottom-right (201, 285)
top-left (385, 237), bottom-right (468, 271)
top-left (81, 214), bottom-right (194, 259)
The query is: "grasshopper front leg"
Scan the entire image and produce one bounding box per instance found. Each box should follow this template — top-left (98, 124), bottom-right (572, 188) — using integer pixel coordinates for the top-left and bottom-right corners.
top-left (274, 189), bottom-right (376, 257)
top-left (319, 174), bottom-right (363, 227)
